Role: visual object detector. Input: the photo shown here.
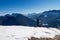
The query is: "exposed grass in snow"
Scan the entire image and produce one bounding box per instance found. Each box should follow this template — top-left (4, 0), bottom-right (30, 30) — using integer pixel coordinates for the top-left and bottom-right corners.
top-left (29, 35), bottom-right (60, 40)
top-left (0, 26), bottom-right (60, 40)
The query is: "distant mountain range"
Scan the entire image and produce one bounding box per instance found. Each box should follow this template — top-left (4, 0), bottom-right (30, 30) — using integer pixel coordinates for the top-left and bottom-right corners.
top-left (0, 13), bottom-right (36, 26)
top-left (38, 10), bottom-right (60, 28)
top-left (26, 13), bottom-right (40, 20)
top-left (27, 10), bottom-right (60, 28)
top-left (0, 10), bottom-right (60, 28)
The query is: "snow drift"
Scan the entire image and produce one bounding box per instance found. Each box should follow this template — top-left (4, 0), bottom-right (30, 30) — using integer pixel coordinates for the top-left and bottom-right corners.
top-left (0, 26), bottom-right (60, 40)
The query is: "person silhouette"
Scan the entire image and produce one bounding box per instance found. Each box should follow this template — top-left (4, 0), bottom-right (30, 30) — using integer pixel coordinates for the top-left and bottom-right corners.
top-left (36, 18), bottom-right (39, 27)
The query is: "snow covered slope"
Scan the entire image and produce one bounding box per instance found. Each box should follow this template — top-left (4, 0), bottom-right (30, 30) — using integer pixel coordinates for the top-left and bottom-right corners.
top-left (0, 26), bottom-right (60, 40)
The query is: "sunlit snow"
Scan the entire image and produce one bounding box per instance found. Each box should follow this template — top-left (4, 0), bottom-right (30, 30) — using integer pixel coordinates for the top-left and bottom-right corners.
top-left (0, 26), bottom-right (60, 40)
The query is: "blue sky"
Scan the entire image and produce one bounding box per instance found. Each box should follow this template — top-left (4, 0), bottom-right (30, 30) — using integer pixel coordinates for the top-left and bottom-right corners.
top-left (0, 0), bottom-right (60, 15)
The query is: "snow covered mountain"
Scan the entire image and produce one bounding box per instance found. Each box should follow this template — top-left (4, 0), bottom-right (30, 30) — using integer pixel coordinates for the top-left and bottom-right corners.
top-left (0, 26), bottom-right (60, 40)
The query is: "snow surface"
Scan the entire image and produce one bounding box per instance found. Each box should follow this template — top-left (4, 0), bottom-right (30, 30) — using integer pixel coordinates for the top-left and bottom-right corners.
top-left (0, 26), bottom-right (60, 40)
